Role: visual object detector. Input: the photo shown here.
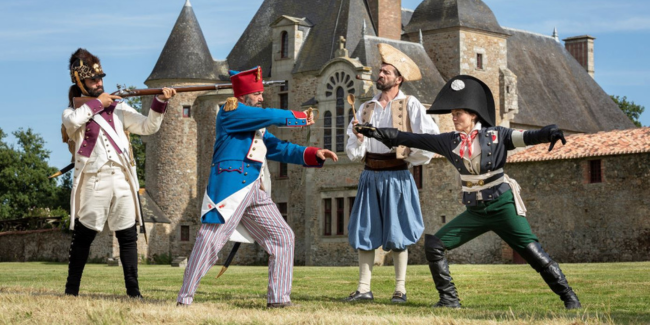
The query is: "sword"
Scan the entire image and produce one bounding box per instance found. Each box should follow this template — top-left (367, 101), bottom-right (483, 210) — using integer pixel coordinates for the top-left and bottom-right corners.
top-left (49, 163), bottom-right (74, 178)
top-left (216, 242), bottom-right (241, 279)
top-left (137, 191), bottom-right (148, 244)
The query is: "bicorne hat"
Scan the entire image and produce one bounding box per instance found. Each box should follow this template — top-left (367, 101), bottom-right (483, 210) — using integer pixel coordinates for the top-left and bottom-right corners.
top-left (230, 66), bottom-right (264, 98)
top-left (426, 75), bottom-right (496, 127)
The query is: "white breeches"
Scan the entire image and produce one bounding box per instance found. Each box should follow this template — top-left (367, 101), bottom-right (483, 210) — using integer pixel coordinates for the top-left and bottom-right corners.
top-left (77, 162), bottom-right (136, 232)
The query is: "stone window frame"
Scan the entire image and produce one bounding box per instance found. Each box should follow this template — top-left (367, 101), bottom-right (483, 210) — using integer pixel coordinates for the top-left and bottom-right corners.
top-left (586, 159), bottom-right (604, 184)
top-left (278, 162), bottom-right (288, 179)
top-left (474, 48), bottom-right (487, 71)
top-left (322, 69), bottom-right (355, 153)
top-left (280, 31), bottom-right (289, 59)
top-left (277, 202), bottom-right (288, 221)
top-left (320, 189), bottom-right (357, 239)
top-left (279, 81), bottom-right (289, 110)
top-left (180, 225), bottom-right (190, 242)
top-left (182, 105), bottom-right (191, 118)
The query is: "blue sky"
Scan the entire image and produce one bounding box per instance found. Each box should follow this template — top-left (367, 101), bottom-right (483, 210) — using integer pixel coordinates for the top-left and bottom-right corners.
top-left (1, 0), bottom-right (648, 170)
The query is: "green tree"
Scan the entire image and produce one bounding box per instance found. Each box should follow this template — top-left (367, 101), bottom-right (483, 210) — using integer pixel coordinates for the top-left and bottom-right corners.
top-left (611, 95), bottom-right (645, 127)
top-left (118, 84), bottom-right (146, 188)
top-left (0, 127), bottom-right (64, 220)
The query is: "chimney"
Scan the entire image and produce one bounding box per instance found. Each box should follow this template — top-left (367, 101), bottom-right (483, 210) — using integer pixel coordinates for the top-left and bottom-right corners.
top-left (563, 35), bottom-right (595, 78)
top-left (367, 0), bottom-right (402, 40)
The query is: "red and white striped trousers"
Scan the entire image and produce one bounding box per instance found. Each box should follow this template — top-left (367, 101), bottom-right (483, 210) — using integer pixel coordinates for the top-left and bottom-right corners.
top-left (177, 180), bottom-right (295, 305)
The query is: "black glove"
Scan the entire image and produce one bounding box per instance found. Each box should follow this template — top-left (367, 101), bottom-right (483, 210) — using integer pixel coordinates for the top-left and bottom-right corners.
top-left (354, 123), bottom-right (399, 149)
top-left (523, 124), bottom-right (566, 151)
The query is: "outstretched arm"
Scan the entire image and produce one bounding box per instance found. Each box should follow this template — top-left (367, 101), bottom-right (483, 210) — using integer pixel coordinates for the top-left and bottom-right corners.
top-left (355, 124), bottom-right (452, 156)
top-left (510, 124), bottom-right (567, 151)
top-left (219, 103), bottom-right (312, 133)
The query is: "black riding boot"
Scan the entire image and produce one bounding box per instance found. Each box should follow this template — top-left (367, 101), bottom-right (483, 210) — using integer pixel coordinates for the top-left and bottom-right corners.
top-left (115, 225), bottom-right (142, 298)
top-left (519, 242), bottom-right (581, 309)
top-left (65, 221), bottom-right (98, 296)
top-left (424, 235), bottom-right (461, 308)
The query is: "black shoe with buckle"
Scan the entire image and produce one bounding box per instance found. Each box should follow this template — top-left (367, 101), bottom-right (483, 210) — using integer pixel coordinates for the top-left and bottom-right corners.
top-left (391, 291), bottom-right (407, 303)
top-left (267, 302), bottom-right (299, 308)
top-left (344, 291), bottom-right (374, 302)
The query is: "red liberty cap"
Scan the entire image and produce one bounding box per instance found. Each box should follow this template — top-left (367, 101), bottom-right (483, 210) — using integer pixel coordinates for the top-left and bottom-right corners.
top-left (229, 66), bottom-right (264, 98)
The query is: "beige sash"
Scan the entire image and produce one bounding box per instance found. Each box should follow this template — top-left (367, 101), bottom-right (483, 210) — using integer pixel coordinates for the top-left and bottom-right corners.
top-left (361, 96), bottom-right (412, 159)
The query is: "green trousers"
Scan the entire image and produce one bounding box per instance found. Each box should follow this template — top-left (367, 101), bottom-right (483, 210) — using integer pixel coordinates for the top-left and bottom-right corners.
top-left (435, 190), bottom-right (539, 252)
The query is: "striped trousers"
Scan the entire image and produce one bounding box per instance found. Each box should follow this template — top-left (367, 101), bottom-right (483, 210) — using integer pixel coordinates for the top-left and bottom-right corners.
top-left (177, 180), bottom-right (295, 305)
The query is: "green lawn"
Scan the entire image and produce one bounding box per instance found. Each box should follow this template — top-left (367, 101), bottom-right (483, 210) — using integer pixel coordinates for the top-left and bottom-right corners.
top-left (0, 262), bottom-right (648, 324)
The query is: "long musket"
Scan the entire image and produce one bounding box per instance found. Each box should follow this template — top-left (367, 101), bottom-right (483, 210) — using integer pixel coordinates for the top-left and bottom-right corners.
top-left (50, 80), bottom-right (287, 178)
top-left (72, 80), bottom-right (286, 109)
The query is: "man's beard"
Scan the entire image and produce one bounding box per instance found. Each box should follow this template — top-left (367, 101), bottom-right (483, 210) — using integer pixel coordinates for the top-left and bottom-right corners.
top-left (244, 96), bottom-right (263, 107)
top-left (376, 78), bottom-right (397, 91)
top-left (87, 85), bottom-right (104, 97)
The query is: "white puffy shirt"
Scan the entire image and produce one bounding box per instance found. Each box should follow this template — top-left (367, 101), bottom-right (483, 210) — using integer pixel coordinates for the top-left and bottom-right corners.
top-left (345, 90), bottom-right (440, 166)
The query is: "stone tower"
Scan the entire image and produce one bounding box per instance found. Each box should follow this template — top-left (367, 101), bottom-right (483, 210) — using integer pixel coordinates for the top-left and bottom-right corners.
top-left (143, 0), bottom-right (223, 258)
top-left (404, 0), bottom-right (515, 128)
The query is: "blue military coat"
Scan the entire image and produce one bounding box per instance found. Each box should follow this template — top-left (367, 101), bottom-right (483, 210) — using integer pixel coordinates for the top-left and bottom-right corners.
top-left (200, 102), bottom-right (323, 242)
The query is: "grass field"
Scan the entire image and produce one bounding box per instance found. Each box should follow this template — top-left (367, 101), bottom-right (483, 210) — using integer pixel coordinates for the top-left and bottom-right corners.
top-left (0, 262), bottom-right (648, 324)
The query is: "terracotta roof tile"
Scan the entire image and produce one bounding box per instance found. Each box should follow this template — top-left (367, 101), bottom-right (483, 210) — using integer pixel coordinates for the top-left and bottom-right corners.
top-left (507, 127), bottom-right (650, 163)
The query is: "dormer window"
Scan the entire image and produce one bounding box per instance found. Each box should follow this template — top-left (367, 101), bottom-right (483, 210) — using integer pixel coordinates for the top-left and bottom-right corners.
top-left (281, 31), bottom-right (289, 58)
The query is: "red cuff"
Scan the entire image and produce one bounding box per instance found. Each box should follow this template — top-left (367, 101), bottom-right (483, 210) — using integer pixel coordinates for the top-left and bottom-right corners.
top-left (86, 99), bottom-right (104, 115)
top-left (303, 146), bottom-right (321, 166)
top-left (151, 97), bottom-right (168, 114)
top-left (292, 110), bottom-right (307, 119)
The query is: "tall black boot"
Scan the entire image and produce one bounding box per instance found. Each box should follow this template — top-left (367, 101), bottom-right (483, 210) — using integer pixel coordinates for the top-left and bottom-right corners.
top-left (65, 221), bottom-right (98, 296)
top-left (424, 235), bottom-right (461, 308)
top-left (115, 225), bottom-right (141, 298)
top-left (519, 242), bottom-right (581, 309)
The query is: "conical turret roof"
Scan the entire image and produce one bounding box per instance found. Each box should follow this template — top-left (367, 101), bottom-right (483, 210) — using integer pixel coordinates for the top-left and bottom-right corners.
top-left (146, 0), bottom-right (220, 82)
top-left (406, 0), bottom-right (507, 35)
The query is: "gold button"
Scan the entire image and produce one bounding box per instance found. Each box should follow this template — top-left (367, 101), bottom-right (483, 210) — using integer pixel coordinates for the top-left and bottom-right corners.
top-left (83, 144), bottom-right (87, 147)
top-left (398, 115), bottom-right (402, 118)
top-left (211, 164), bottom-right (215, 167)
top-left (252, 148), bottom-right (256, 151)
top-left (467, 201), bottom-right (471, 204)
top-left (249, 154), bottom-right (253, 157)
top-left (86, 128), bottom-right (90, 131)
top-left (254, 140), bottom-right (258, 143)
top-left (242, 180), bottom-right (246, 184)
top-left (112, 171), bottom-right (115, 175)
top-left (247, 164), bottom-right (250, 167)
top-left (399, 108), bottom-right (403, 111)
top-left (244, 172), bottom-right (248, 176)
top-left (109, 119), bottom-right (113, 122)
top-left (85, 136), bottom-right (89, 139)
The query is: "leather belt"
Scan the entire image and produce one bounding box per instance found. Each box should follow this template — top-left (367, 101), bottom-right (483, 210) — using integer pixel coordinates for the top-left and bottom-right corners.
top-left (462, 173), bottom-right (504, 188)
top-left (364, 152), bottom-right (408, 171)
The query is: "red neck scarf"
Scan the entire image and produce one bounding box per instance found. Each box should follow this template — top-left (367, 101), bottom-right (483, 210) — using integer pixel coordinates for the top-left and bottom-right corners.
top-left (459, 130), bottom-right (479, 159)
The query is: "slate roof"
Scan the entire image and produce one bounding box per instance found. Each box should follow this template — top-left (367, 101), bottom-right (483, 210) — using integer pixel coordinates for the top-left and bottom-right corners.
top-left (147, 0), bottom-right (226, 82)
top-left (138, 189), bottom-right (171, 224)
top-left (507, 127), bottom-right (650, 163)
top-left (405, 0), bottom-right (508, 35)
top-left (401, 8), bottom-right (414, 30)
top-left (505, 27), bottom-right (635, 133)
top-left (227, 0), bottom-right (376, 75)
top-left (351, 35), bottom-right (446, 104)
